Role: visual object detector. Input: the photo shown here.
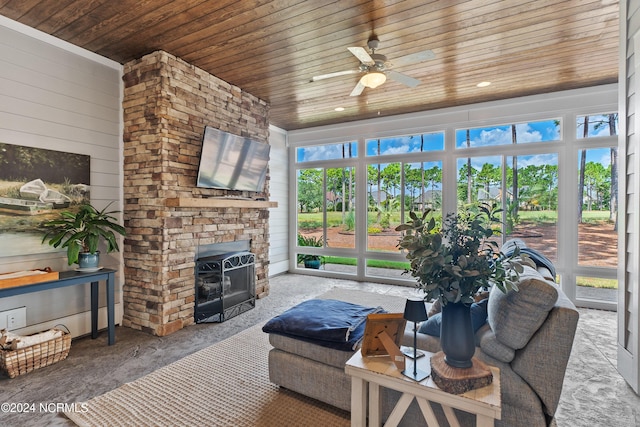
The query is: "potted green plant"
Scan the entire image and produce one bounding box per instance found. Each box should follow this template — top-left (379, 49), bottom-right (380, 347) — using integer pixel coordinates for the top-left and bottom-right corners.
top-left (396, 203), bottom-right (527, 368)
top-left (296, 234), bottom-right (324, 269)
top-left (41, 203), bottom-right (126, 269)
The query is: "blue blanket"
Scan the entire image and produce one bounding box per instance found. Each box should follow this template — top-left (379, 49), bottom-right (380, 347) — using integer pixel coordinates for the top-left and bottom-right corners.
top-left (502, 238), bottom-right (556, 278)
top-left (262, 299), bottom-right (384, 351)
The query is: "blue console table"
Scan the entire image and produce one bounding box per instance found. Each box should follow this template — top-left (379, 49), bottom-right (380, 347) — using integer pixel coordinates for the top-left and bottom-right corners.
top-left (0, 269), bottom-right (116, 345)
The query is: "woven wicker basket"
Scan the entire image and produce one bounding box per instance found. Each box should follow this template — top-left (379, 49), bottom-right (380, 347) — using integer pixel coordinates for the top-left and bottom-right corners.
top-left (0, 330), bottom-right (71, 378)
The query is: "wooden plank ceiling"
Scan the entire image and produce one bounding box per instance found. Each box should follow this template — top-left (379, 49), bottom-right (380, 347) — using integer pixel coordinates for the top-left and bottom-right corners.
top-left (0, 0), bottom-right (619, 130)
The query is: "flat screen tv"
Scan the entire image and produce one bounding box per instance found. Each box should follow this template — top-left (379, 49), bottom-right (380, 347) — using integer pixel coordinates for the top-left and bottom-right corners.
top-left (196, 126), bottom-right (270, 192)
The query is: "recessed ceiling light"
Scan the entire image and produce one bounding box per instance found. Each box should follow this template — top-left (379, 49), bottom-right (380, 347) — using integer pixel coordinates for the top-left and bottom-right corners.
top-left (334, 107), bottom-right (345, 112)
top-left (477, 81), bottom-right (491, 88)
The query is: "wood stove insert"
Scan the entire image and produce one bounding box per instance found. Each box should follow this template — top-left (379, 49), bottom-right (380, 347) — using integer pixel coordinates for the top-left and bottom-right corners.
top-left (195, 251), bottom-right (256, 323)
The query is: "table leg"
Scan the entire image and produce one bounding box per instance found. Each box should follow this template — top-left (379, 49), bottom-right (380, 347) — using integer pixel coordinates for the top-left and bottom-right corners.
top-left (384, 393), bottom-right (414, 427)
top-left (476, 414), bottom-right (494, 427)
top-left (90, 281), bottom-right (98, 339)
top-left (350, 377), bottom-right (367, 427)
top-left (369, 382), bottom-right (381, 427)
top-left (442, 405), bottom-right (462, 427)
top-left (106, 274), bottom-right (115, 345)
top-left (416, 398), bottom-right (441, 426)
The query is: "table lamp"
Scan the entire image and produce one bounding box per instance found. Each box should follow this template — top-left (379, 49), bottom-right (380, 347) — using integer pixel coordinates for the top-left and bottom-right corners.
top-left (402, 298), bottom-right (429, 381)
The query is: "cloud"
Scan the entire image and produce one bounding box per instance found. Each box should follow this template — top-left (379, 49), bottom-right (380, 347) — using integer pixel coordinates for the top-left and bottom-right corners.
top-left (299, 144), bottom-right (354, 162)
top-left (466, 122), bottom-right (550, 147)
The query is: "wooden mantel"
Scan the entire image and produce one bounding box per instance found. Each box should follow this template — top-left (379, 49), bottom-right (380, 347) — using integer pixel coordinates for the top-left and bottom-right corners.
top-left (165, 197), bottom-right (278, 209)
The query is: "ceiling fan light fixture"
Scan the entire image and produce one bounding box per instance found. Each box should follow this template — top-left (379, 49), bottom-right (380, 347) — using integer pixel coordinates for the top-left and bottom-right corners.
top-left (360, 71), bottom-right (386, 88)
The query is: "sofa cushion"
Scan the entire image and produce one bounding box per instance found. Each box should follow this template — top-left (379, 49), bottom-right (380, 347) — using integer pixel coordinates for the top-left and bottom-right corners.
top-left (268, 333), bottom-right (354, 369)
top-left (487, 265), bottom-right (558, 350)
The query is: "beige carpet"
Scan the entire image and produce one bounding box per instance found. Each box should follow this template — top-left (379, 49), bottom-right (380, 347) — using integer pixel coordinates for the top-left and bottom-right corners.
top-left (64, 289), bottom-right (405, 427)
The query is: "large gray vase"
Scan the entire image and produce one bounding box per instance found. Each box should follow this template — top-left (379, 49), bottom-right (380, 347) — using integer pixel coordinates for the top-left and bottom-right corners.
top-left (440, 301), bottom-right (475, 368)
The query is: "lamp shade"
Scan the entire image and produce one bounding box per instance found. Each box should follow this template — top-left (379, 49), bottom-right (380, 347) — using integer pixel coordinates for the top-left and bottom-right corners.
top-left (403, 298), bottom-right (428, 323)
top-left (360, 72), bottom-right (386, 89)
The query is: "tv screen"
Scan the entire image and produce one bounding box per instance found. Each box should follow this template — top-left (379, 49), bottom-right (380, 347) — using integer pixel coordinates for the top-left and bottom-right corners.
top-left (196, 126), bottom-right (270, 192)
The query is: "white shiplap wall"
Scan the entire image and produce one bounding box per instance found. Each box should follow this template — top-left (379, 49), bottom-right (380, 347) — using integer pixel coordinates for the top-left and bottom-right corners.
top-left (268, 125), bottom-right (289, 276)
top-left (0, 17), bottom-right (123, 337)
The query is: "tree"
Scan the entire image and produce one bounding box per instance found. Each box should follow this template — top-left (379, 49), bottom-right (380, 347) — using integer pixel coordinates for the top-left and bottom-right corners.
top-left (297, 169), bottom-right (323, 212)
top-left (477, 163), bottom-right (501, 201)
top-left (511, 125), bottom-right (519, 219)
top-left (466, 130), bottom-right (472, 204)
top-left (580, 113), bottom-right (619, 229)
top-left (458, 163), bottom-right (478, 204)
top-left (605, 114), bottom-right (619, 229)
top-left (380, 163), bottom-right (401, 197)
top-left (540, 164), bottom-right (559, 210)
top-left (326, 168), bottom-right (344, 212)
top-left (367, 164), bottom-right (379, 210)
top-left (583, 162), bottom-right (608, 210)
top-left (578, 116), bottom-right (588, 223)
top-left (377, 196), bottom-right (399, 230)
top-left (424, 165), bottom-right (442, 190)
top-left (404, 165), bottom-right (422, 206)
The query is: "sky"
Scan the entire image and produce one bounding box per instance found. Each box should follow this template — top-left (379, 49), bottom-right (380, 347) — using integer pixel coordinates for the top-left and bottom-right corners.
top-left (296, 116), bottom-right (616, 167)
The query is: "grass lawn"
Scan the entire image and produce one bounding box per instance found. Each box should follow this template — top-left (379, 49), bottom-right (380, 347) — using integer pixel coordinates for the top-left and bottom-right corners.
top-left (299, 209), bottom-right (617, 289)
top-left (324, 256), bottom-right (409, 270)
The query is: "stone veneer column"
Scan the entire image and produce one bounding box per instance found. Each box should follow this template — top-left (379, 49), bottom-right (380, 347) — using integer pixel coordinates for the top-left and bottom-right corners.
top-left (121, 50), bottom-right (271, 336)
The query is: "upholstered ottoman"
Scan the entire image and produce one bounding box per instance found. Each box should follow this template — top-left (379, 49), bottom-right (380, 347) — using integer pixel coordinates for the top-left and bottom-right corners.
top-left (268, 333), bottom-right (355, 410)
top-left (263, 296), bottom-right (435, 425)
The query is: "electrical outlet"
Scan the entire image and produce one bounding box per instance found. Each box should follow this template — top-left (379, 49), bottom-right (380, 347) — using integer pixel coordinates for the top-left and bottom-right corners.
top-left (1, 307), bottom-right (26, 331)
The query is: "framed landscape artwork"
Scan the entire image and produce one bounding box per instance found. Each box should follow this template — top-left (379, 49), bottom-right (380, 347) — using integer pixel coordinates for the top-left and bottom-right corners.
top-left (0, 142), bottom-right (90, 258)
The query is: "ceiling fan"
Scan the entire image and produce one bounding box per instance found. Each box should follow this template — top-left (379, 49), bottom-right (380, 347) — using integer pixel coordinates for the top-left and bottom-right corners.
top-left (311, 37), bottom-right (435, 96)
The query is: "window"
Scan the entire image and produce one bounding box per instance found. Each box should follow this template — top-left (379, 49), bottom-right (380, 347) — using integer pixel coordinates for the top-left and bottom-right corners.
top-left (289, 90), bottom-right (619, 311)
top-left (506, 154), bottom-right (559, 263)
top-left (366, 132), bottom-right (444, 156)
top-left (297, 142), bottom-right (357, 163)
top-left (577, 148), bottom-right (618, 267)
top-left (366, 161), bottom-right (442, 253)
top-left (456, 120), bottom-right (560, 149)
top-left (456, 156), bottom-right (503, 207)
top-left (576, 114), bottom-right (618, 138)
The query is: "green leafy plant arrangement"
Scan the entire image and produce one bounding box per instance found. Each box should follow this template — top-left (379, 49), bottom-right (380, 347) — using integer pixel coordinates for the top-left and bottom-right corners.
top-left (41, 203), bottom-right (126, 265)
top-left (396, 203), bottom-right (527, 306)
top-left (296, 233), bottom-right (324, 264)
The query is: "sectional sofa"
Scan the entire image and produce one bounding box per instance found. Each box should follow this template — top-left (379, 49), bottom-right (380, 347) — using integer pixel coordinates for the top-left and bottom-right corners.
top-left (266, 243), bottom-right (579, 426)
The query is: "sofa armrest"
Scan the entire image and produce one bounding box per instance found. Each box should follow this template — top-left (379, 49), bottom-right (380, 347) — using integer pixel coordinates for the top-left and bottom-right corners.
top-left (510, 291), bottom-right (579, 418)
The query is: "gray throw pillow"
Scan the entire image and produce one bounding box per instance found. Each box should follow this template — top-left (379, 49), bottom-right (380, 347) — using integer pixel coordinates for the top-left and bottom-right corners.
top-left (487, 265), bottom-right (558, 350)
top-left (480, 330), bottom-right (516, 363)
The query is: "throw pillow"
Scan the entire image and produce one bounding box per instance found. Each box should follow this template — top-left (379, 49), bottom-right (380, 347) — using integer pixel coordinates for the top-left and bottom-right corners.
top-left (480, 330), bottom-right (516, 363)
top-left (487, 265), bottom-right (558, 350)
top-left (418, 299), bottom-right (489, 337)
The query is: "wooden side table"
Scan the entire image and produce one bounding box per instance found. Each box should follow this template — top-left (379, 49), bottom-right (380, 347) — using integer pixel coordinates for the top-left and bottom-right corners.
top-left (345, 349), bottom-right (501, 427)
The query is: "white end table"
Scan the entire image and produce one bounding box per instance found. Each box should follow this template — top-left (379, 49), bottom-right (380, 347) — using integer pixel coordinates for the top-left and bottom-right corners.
top-left (345, 349), bottom-right (501, 427)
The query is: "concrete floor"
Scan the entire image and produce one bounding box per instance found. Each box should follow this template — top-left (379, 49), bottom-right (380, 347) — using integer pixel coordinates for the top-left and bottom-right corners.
top-left (0, 273), bottom-right (638, 426)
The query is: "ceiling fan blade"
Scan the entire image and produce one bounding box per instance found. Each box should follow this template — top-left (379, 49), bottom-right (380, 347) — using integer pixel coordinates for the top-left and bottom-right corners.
top-left (387, 70), bottom-right (421, 88)
top-left (311, 69), bottom-right (361, 82)
top-left (347, 47), bottom-right (374, 65)
top-left (350, 81), bottom-right (365, 96)
top-left (389, 49), bottom-right (435, 68)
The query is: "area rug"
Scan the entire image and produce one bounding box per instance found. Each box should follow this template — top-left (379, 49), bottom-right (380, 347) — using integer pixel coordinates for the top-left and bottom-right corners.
top-left (64, 288), bottom-right (406, 427)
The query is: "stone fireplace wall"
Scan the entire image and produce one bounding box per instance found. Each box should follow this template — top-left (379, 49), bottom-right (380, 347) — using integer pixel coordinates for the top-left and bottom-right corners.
top-left (121, 50), bottom-right (271, 336)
